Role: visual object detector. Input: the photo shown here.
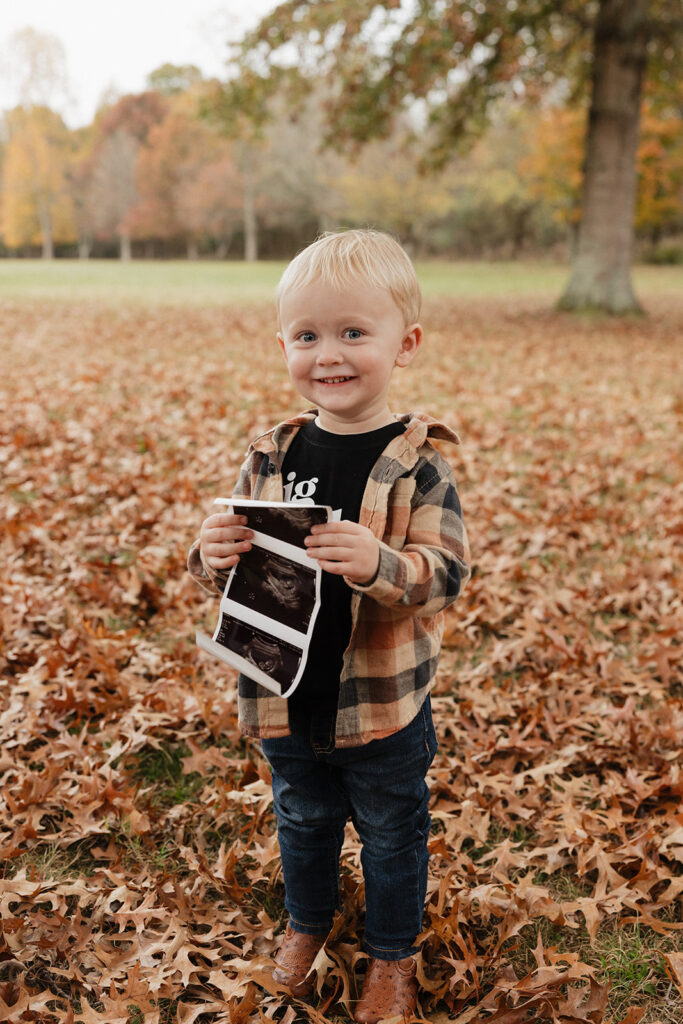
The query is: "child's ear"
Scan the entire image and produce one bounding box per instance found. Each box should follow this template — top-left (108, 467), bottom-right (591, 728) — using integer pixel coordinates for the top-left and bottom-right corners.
top-left (394, 324), bottom-right (423, 367)
top-left (277, 333), bottom-right (288, 363)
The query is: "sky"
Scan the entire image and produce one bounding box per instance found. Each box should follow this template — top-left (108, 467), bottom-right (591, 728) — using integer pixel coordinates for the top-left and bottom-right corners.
top-left (0, 0), bottom-right (280, 127)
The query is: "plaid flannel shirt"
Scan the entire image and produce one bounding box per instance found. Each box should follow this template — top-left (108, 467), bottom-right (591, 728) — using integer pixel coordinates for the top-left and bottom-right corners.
top-left (187, 410), bottom-right (470, 747)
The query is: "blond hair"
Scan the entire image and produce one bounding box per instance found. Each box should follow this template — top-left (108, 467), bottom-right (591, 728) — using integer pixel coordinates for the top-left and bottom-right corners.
top-left (276, 229), bottom-right (422, 325)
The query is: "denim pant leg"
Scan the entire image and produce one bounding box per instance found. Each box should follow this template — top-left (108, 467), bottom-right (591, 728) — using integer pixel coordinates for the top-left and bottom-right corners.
top-left (340, 698), bottom-right (438, 961)
top-left (262, 718), bottom-right (350, 936)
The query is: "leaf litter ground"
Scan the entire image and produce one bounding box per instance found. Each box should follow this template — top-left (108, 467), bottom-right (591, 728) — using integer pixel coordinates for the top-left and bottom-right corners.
top-left (1, 292), bottom-right (681, 1023)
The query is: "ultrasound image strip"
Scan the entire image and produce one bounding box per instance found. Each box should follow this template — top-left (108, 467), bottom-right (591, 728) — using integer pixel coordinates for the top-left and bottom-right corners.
top-left (199, 498), bottom-right (331, 695)
top-left (226, 546), bottom-right (316, 634)
top-left (215, 614), bottom-right (303, 690)
top-left (230, 503), bottom-right (329, 549)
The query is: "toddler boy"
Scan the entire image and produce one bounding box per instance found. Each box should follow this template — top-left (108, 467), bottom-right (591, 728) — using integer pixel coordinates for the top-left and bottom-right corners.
top-left (187, 229), bottom-right (469, 1022)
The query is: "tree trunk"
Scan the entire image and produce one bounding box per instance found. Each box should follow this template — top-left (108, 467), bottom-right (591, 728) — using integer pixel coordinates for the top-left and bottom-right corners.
top-left (511, 203), bottom-right (533, 259)
top-left (187, 237), bottom-right (199, 259)
top-left (39, 205), bottom-right (53, 259)
top-left (78, 239), bottom-right (91, 259)
top-left (559, 0), bottom-right (649, 314)
top-left (119, 232), bottom-right (132, 260)
top-left (243, 171), bottom-right (258, 262)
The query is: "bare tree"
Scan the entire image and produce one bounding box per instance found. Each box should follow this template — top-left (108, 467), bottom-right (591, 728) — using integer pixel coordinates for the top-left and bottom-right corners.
top-left (90, 130), bottom-right (138, 259)
top-left (1, 27), bottom-right (71, 112)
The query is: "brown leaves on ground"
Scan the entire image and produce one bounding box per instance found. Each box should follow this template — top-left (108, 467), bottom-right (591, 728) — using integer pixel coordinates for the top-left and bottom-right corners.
top-left (1, 292), bottom-right (681, 1023)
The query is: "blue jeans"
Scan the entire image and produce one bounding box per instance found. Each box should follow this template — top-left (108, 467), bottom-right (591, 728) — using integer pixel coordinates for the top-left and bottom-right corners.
top-left (260, 696), bottom-right (437, 961)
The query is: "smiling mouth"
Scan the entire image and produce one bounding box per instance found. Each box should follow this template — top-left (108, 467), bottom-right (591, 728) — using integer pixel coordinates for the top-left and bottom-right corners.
top-left (316, 376), bottom-right (355, 384)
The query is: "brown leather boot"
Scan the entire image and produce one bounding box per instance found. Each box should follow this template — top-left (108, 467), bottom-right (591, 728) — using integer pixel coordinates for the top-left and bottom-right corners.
top-left (354, 956), bottom-right (418, 1023)
top-left (272, 922), bottom-right (326, 999)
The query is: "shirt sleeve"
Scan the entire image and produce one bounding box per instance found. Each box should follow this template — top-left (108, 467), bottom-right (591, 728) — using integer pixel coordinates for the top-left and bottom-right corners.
top-left (348, 454), bottom-right (470, 617)
top-left (186, 452), bottom-right (254, 596)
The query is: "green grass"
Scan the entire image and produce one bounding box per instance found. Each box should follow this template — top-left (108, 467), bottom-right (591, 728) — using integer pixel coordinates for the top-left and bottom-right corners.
top-left (0, 258), bottom-right (281, 306)
top-left (125, 740), bottom-right (206, 812)
top-left (10, 841), bottom-right (100, 882)
top-left (0, 257), bottom-right (680, 305)
top-left (507, 915), bottom-right (682, 1024)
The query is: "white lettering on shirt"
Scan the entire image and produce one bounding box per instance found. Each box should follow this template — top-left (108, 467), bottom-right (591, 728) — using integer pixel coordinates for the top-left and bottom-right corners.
top-left (284, 470), bottom-right (342, 520)
top-left (283, 471), bottom-right (319, 503)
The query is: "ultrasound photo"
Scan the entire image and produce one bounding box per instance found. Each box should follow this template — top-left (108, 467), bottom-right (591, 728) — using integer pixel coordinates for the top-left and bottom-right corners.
top-left (199, 498), bottom-right (330, 695)
top-left (228, 546), bottom-right (316, 633)
top-left (215, 614), bottom-right (302, 690)
top-left (231, 503), bottom-right (329, 548)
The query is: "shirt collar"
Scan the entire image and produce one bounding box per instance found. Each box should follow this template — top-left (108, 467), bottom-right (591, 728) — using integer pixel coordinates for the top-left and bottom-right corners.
top-left (395, 411), bottom-right (460, 448)
top-left (249, 409), bottom-right (460, 456)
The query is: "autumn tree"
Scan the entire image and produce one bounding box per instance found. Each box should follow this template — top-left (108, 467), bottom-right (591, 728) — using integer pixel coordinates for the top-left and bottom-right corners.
top-left (229, 0), bottom-right (682, 313)
top-left (177, 151), bottom-right (245, 257)
top-left (522, 87), bottom-right (683, 248)
top-left (131, 94), bottom-right (244, 257)
top-left (66, 125), bottom-right (98, 258)
top-left (89, 130), bottom-right (139, 259)
top-left (557, 0), bottom-right (675, 312)
top-left (635, 88), bottom-right (683, 242)
top-left (1, 105), bottom-right (76, 256)
top-left (147, 63), bottom-right (203, 96)
top-left (88, 92), bottom-right (168, 258)
top-left (441, 108), bottom-right (545, 257)
top-left (520, 107), bottom-right (585, 240)
top-left (200, 77), bottom-right (279, 261)
top-left (255, 95), bottom-right (348, 242)
top-left (323, 126), bottom-right (455, 251)
top-left (0, 28), bottom-right (75, 256)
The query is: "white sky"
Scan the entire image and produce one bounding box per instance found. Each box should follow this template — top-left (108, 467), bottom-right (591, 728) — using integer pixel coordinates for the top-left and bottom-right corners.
top-left (0, 0), bottom-right (280, 127)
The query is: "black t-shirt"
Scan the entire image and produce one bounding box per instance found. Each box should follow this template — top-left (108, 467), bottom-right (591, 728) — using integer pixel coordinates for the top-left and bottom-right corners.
top-left (282, 418), bottom-right (406, 715)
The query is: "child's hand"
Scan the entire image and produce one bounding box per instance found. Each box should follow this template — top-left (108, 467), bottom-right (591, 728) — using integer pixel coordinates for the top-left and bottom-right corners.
top-left (305, 521), bottom-right (380, 584)
top-left (199, 513), bottom-right (252, 570)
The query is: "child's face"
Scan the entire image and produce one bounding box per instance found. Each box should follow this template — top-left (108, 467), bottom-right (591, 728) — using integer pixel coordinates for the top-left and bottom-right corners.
top-left (277, 278), bottom-right (422, 434)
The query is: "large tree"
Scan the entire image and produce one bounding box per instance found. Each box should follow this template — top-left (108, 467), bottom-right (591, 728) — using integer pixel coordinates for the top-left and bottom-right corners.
top-left (523, 90), bottom-right (683, 248)
top-left (88, 92), bottom-right (168, 258)
top-left (0, 28), bottom-right (74, 256)
top-left (131, 94), bottom-right (244, 258)
top-left (230, 0), bottom-right (681, 313)
top-left (1, 106), bottom-right (76, 257)
top-left (200, 77), bottom-right (272, 261)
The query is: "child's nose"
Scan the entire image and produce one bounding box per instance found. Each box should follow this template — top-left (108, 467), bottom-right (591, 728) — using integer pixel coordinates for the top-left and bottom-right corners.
top-left (315, 339), bottom-right (343, 364)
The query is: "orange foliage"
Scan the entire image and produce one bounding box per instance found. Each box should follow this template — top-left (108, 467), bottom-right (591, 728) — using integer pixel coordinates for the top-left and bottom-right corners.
top-left (520, 106), bottom-right (585, 226)
top-left (521, 99), bottom-right (683, 234)
top-left (1, 106), bottom-right (76, 249)
top-left (636, 102), bottom-right (683, 234)
top-left (131, 102), bottom-right (242, 244)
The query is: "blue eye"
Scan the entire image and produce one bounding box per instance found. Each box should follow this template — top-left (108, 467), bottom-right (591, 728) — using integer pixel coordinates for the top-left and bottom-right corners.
top-left (344, 329), bottom-right (363, 340)
top-left (298, 332), bottom-right (316, 343)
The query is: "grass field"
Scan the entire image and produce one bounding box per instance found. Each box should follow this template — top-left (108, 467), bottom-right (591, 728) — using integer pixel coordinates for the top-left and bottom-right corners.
top-left (1, 263), bottom-right (682, 1023)
top-left (0, 257), bottom-right (682, 306)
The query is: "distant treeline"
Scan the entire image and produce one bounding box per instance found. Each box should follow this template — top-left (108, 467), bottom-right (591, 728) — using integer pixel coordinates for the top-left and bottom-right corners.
top-left (1, 63), bottom-right (682, 262)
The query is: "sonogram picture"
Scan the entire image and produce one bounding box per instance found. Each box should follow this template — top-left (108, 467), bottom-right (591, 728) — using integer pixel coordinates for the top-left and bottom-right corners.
top-left (196, 499), bottom-right (332, 696)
